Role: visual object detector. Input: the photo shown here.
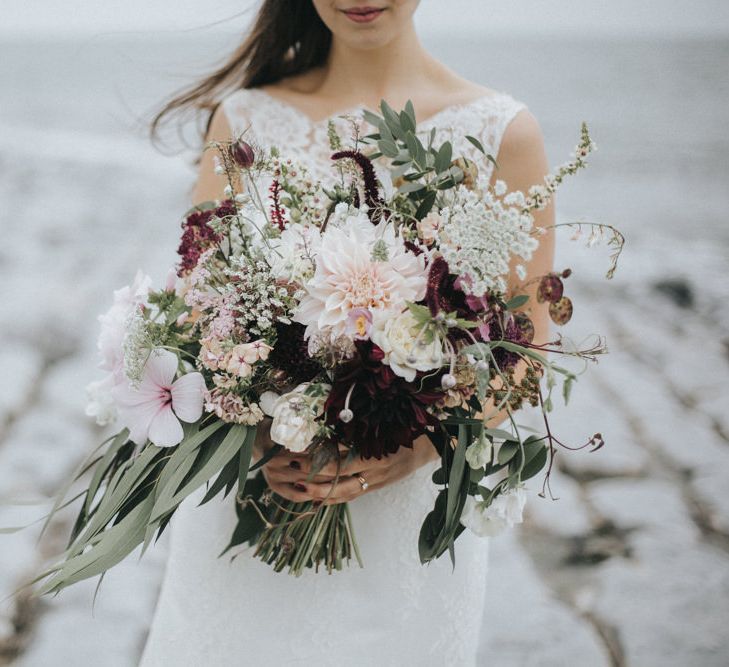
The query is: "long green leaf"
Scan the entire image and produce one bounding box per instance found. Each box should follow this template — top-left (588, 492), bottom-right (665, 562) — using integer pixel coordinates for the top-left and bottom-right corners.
top-left (444, 424), bottom-right (469, 534)
top-left (149, 424), bottom-right (249, 523)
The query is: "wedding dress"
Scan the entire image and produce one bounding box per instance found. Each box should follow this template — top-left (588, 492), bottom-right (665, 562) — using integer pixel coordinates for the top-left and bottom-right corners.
top-left (138, 86), bottom-right (527, 667)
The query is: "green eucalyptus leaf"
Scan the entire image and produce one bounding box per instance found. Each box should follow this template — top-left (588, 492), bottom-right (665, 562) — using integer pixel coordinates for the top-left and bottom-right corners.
top-left (505, 294), bottom-right (530, 310)
top-left (483, 428), bottom-right (515, 441)
top-left (497, 440), bottom-right (519, 465)
top-left (399, 109), bottom-right (415, 133)
top-left (404, 100), bottom-right (416, 126)
top-left (435, 142), bottom-right (453, 174)
top-left (518, 442), bottom-right (548, 481)
top-left (465, 135), bottom-right (486, 154)
top-left (398, 181), bottom-right (426, 194)
top-left (377, 139), bottom-right (399, 158)
top-left (414, 190), bottom-right (437, 220)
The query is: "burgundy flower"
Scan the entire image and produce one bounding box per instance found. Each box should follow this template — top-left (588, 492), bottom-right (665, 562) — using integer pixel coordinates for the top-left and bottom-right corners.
top-left (230, 139), bottom-right (255, 169)
top-left (176, 201), bottom-right (236, 276)
top-left (331, 150), bottom-right (384, 224)
top-left (269, 179), bottom-right (286, 230)
top-left (489, 311), bottom-right (534, 370)
top-left (268, 322), bottom-right (322, 384)
top-left (324, 342), bottom-right (442, 459)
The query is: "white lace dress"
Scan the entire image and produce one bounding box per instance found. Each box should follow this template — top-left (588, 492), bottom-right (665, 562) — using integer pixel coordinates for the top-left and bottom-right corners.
top-left (138, 87), bottom-right (527, 667)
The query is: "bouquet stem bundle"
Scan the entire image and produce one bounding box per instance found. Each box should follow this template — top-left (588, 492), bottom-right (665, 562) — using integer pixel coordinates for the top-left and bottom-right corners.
top-left (252, 499), bottom-right (361, 575)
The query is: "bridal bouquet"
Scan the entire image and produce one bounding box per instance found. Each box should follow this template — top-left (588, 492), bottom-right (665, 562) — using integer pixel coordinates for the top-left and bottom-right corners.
top-left (15, 100), bottom-right (624, 592)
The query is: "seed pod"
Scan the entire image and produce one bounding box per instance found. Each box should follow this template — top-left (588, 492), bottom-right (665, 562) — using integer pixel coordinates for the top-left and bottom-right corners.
top-left (513, 312), bottom-right (535, 343)
top-left (230, 139), bottom-right (255, 169)
top-left (549, 296), bottom-right (573, 325)
top-left (536, 273), bottom-right (564, 304)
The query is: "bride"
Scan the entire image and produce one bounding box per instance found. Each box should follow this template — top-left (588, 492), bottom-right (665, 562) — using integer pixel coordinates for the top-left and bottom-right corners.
top-left (139, 1), bottom-right (554, 665)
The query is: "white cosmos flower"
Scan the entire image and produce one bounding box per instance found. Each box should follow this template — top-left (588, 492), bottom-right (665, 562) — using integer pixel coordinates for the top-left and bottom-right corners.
top-left (460, 487), bottom-right (527, 537)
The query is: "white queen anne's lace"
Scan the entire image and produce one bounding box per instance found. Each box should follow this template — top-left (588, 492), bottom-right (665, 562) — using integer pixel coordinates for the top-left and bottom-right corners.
top-left (438, 178), bottom-right (540, 296)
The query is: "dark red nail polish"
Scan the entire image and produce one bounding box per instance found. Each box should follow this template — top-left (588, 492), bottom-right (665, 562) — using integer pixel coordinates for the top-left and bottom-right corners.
top-left (289, 460), bottom-right (301, 470)
top-left (293, 483), bottom-right (306, 492)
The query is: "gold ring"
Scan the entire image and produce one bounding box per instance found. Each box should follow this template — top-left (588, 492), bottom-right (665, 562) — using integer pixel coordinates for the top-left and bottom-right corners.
top-left (357, 475), bottom-right (369, 491)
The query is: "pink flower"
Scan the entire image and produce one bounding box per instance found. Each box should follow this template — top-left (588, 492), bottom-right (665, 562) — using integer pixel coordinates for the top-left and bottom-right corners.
top-left (293, 220), bottom-right (427, 340)
top-left (112, 349), bottom-right (206, 447)
top-left (345, 308), bottom-right (373, 340)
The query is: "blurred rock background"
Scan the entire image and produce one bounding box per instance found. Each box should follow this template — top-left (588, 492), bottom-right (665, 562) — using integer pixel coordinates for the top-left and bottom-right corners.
top-left (1, 2), bottom-right (728, 665)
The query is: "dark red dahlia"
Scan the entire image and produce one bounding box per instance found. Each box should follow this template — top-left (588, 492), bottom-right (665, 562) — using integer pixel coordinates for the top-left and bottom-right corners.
top-left (268, 322), bottom-right (322, 384)
top-left (324, 342), bottom-right (442, 459)
top-left (176, 201), bottom-right (236, 276)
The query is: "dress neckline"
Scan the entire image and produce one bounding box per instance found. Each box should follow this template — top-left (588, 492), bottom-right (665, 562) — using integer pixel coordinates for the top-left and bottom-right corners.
top-left (248, 87), bottom-right (499, 129)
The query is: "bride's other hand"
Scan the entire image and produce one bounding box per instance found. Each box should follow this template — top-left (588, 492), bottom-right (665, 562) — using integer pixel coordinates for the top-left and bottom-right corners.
top-left (280, 434), bottom-right (439, 506)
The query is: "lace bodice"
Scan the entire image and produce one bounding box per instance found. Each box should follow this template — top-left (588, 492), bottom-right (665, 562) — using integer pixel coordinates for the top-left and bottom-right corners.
top-left (221, 86), bottom-right (528, 185)
top-left (139, 85), bottom-right (529, 667)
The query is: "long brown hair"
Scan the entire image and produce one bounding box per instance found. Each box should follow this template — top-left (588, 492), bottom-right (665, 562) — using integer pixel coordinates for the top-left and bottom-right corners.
top-left (150, 0), bottom-right (331, 146)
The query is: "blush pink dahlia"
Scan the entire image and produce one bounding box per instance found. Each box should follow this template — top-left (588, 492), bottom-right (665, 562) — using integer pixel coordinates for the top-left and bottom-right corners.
top-left (293, 219), bottom-right (427, 340)
top-left (111, 349), bottom-right (206, 447)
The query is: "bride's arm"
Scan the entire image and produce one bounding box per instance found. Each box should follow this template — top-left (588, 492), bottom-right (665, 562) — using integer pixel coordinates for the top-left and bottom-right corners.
top-left (190, 104), bottom-right (238, 206)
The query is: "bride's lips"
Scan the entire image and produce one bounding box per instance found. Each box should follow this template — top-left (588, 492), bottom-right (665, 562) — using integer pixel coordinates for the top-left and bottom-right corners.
top-left (341, 6), bottom-right (386, 23)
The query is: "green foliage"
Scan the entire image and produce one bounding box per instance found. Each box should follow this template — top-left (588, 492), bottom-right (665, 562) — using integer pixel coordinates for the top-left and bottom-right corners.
top-left (25, 421), bottom-right (256, 597)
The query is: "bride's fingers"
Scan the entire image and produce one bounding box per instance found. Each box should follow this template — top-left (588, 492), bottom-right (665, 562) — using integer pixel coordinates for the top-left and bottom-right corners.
top-left (282, 455), bottom-right (354, 478)
top-left (264, 465), bottom-right (336, 485)
top-left (266, 481), bottom-right (317, 503)
top-left (305, 471), bottom-right (383, 505)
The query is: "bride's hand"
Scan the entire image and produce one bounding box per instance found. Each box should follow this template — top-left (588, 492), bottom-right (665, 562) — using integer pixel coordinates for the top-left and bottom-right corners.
top-left (262, 434), bottom-right (439, 505)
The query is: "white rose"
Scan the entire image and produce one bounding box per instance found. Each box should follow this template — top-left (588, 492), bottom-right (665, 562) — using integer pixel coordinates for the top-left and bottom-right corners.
top-left (460, 487), bottom-right (527, 537)
top-left (370, 310), bottom-right (444, 382)
top-left (261, 383), bottom-right (329, 453)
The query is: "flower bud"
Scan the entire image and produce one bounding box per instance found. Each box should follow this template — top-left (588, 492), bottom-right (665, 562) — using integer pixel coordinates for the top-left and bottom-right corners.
top-left (441, 373), bottom-right (457, 390)
top-left (231, 139), bottom-right (255, 169)
top-left (338, 408), bottom-right (354, 423)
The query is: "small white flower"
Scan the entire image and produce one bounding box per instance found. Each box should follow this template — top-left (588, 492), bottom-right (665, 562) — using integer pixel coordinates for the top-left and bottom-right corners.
top-left (460, 486), bottom-right (527, 537)
top-left (416, 211), bottom-right (442, 246)
top-left (465, 435), bottom-right (492, 469)
top-left (263, 383), bottom-right (330, 453)
top-left (371, 310), bottom-right (445, 382)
